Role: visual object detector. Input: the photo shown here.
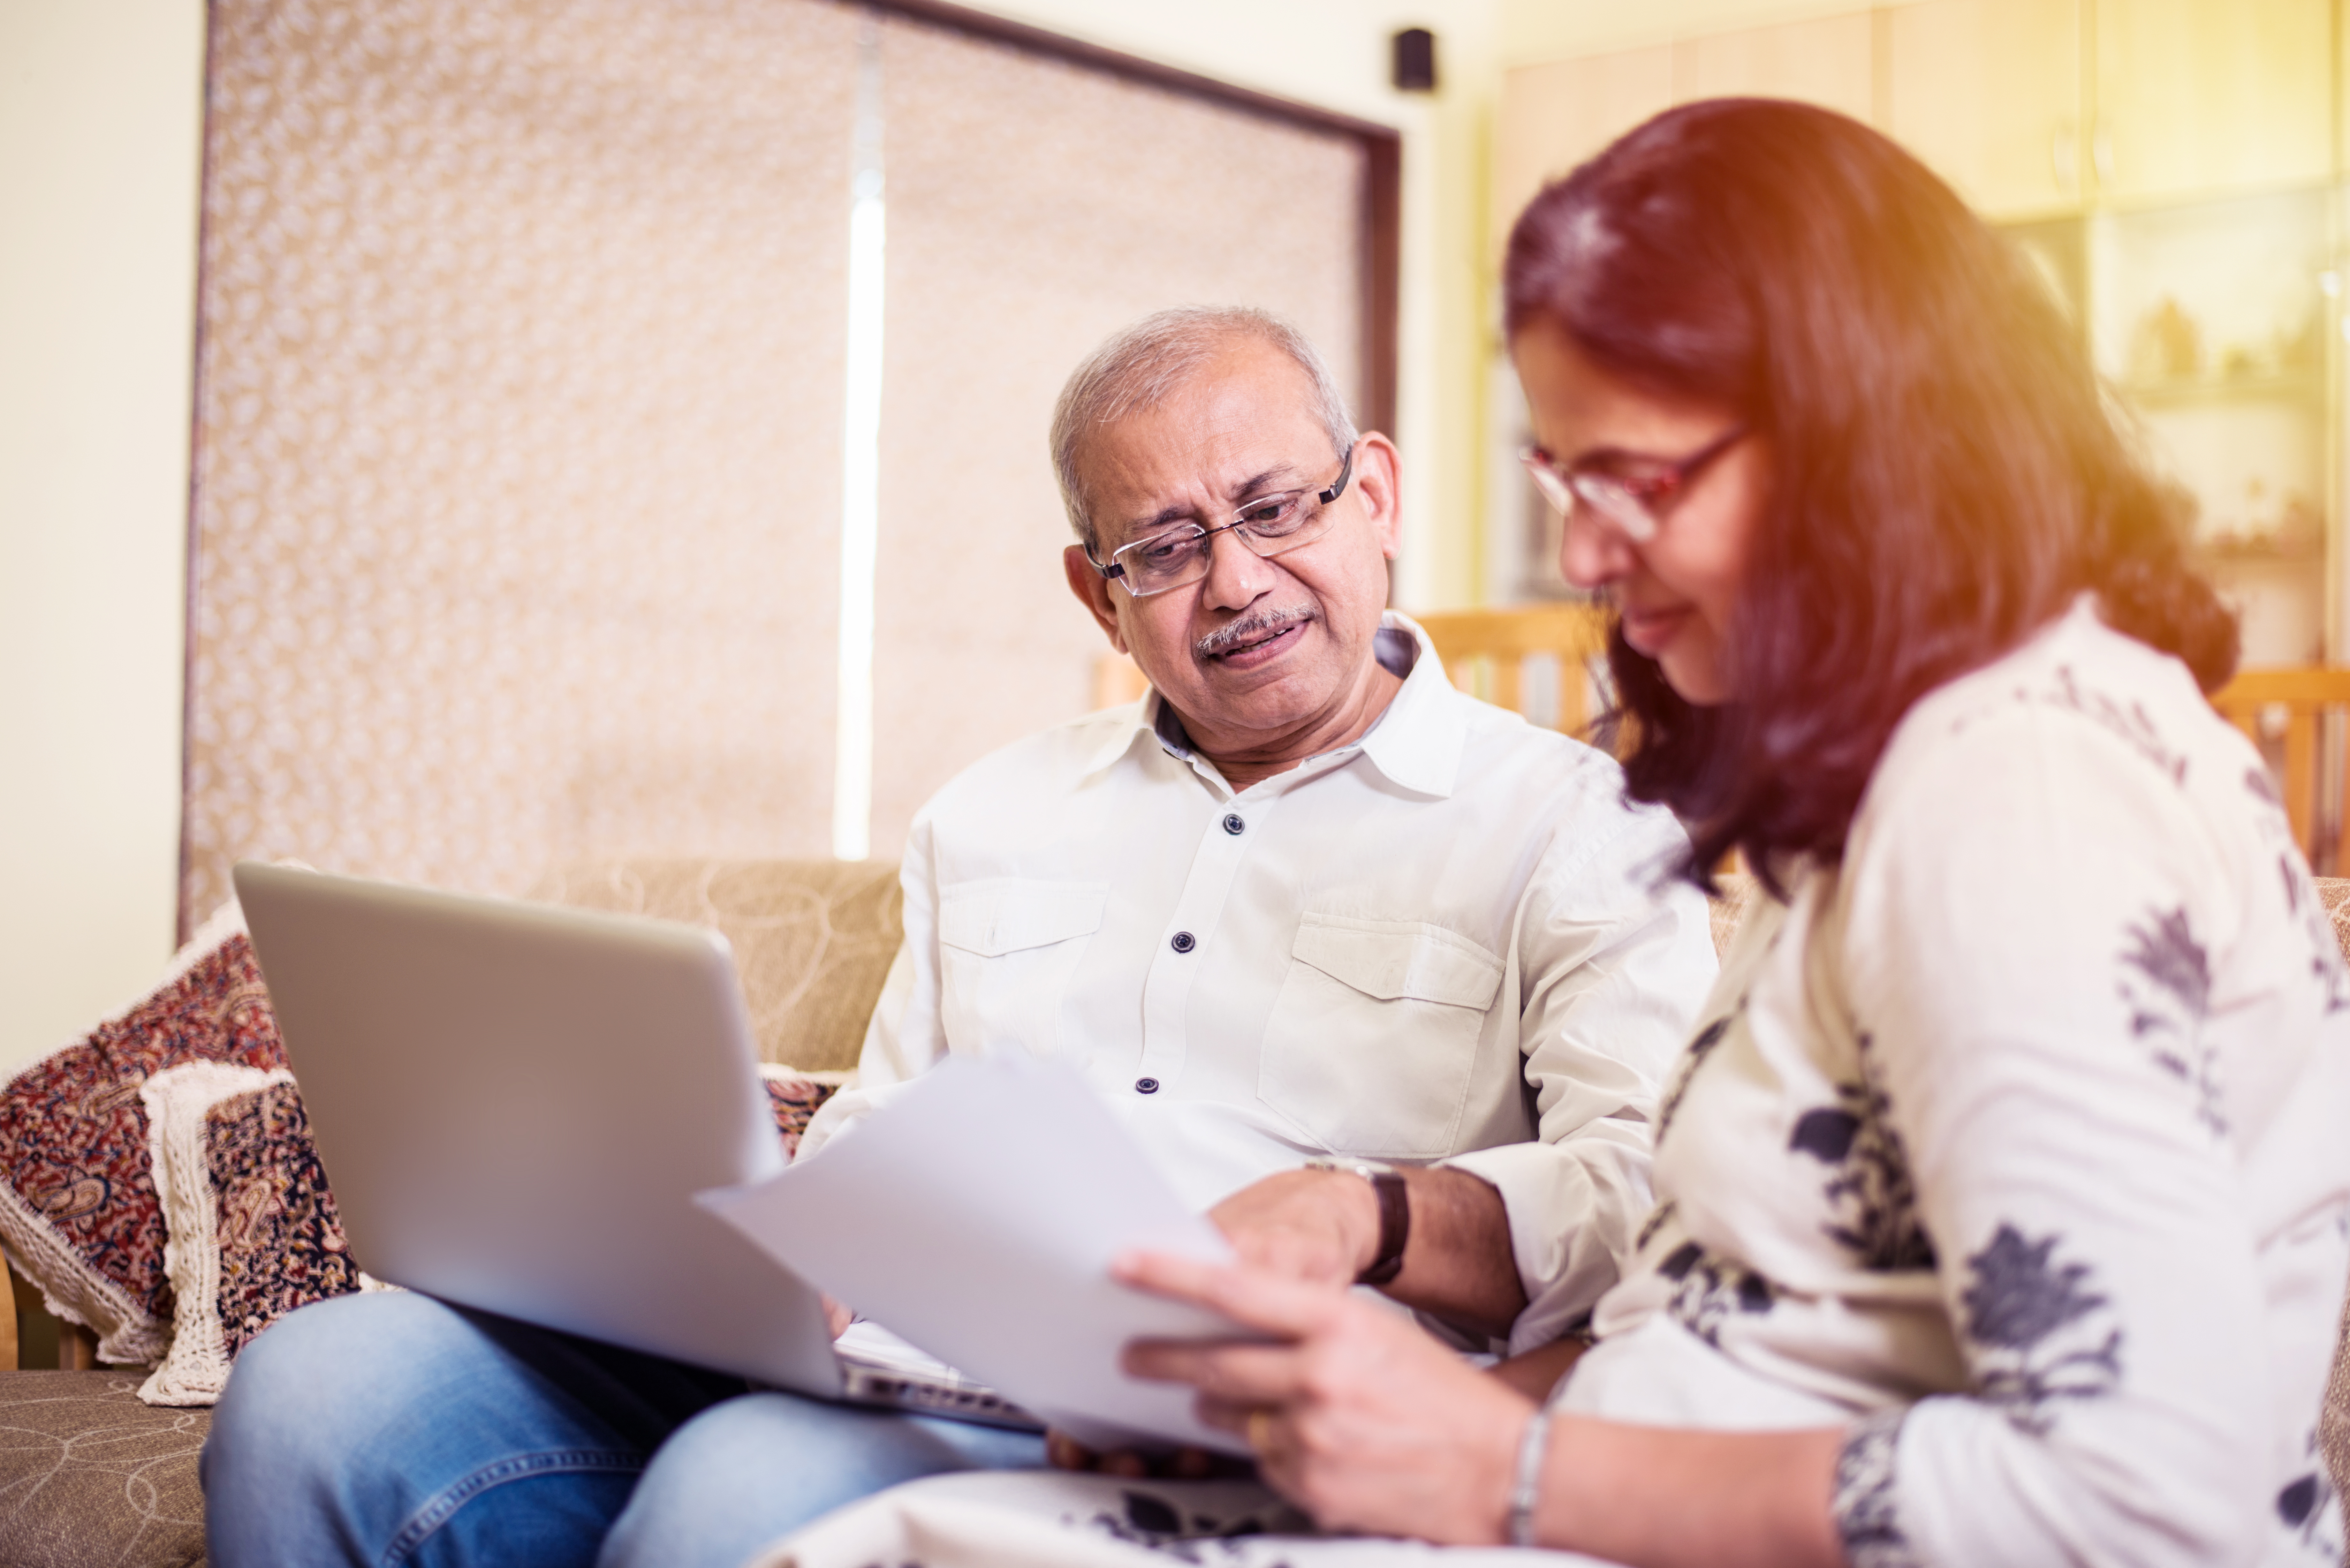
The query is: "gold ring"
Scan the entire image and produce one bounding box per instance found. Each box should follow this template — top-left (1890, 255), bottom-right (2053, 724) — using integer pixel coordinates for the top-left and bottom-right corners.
top-left (1246, 1409), bottom-right (1276, 1453)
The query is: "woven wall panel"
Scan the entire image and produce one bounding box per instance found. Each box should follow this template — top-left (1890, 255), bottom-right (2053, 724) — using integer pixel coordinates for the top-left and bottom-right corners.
top-left (866, 13), bottom-right (1366, 857)
top-left (184, 0), bottom-right (858, 924)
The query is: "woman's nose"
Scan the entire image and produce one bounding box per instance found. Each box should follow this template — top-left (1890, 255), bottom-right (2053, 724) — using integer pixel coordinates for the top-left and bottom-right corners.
top-left (1558, 506), bottom-right (1632, 591)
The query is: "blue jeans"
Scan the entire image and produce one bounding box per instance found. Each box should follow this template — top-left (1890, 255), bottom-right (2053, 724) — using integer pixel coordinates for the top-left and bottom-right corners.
top-left (201, 1291), bottom-right (1048, 1568)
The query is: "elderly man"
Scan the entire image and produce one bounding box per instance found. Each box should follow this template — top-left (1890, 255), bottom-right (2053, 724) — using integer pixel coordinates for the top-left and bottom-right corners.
top-left (201, 308), bottom-right (1714, 1568)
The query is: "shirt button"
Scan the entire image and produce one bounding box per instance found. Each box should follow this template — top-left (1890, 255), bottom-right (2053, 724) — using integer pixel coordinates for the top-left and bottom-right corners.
top-left (1170, 931), bottom-right (1196, 954)
top-left (1222, 813), bottom-right (1245, 835)
top-left (1135, 1077), bottom-right (1160, 1094)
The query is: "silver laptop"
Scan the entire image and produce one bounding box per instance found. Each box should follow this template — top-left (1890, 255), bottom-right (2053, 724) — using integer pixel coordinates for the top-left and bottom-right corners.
top-left (233, 861), bottom-right (1037, 1430)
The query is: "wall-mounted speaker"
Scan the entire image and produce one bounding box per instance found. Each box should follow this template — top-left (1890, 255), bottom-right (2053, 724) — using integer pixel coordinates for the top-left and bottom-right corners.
top-left (1392, 28), bottom-right (1437, 93)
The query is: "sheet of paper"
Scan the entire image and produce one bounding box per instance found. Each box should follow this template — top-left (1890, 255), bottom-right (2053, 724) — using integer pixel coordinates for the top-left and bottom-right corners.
top-left (696, 1054), bottom-right (1256, 1454)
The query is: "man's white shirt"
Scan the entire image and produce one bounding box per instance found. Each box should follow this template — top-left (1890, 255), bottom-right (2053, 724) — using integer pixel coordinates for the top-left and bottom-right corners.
top-left (801, 613), bottom-right (1717, 1350)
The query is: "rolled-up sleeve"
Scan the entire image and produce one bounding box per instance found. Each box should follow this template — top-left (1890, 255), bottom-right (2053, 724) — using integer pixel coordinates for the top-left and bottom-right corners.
top-left (1444, 804), bottom-right (1719, 1354)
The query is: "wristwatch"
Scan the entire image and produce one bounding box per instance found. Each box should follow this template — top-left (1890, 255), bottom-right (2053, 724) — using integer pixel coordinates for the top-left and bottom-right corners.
top-left (1305, 1157), bottom-right (1410, 1286)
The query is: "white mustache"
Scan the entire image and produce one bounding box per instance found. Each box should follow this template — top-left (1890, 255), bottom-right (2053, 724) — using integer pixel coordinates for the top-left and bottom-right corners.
top-left (1195, 603), bottom-right (1318, 660)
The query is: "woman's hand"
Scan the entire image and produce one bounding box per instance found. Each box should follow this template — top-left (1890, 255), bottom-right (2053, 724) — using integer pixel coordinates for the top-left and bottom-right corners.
top-left (1115, 1248), bottom-right (1531, 1543)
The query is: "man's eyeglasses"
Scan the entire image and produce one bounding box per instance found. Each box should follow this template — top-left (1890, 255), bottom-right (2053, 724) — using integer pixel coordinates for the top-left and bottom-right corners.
top-left (1520, 425), bottom-right (1747, 544)
top-left (1088, 445), bottom-right (1355, 599)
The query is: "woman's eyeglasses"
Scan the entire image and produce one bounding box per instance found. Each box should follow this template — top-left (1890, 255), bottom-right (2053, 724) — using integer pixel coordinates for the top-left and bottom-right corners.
top-left (1520, 425), bottom-right (1747, 543)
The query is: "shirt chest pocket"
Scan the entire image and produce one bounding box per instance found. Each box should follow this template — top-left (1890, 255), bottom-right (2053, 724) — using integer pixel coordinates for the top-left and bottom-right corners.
top-left (935, 878), bottom-right (1107, 1058)
top-left (1258, 913), bottom-right (1505, 1159)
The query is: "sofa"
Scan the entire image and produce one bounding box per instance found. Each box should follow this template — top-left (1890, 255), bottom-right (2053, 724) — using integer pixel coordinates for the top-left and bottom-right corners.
top-left (0, 857), bottom-right (901, 1568)
top-left (0, 860), bottom-right (2342, 1567)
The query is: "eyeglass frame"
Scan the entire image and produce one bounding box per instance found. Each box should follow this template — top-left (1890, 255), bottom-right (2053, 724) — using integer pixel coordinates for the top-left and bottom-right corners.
top-left (1084, 443), bottom-right (1357, 599)
top-left (1519, 424), bottom-right (1748, 544)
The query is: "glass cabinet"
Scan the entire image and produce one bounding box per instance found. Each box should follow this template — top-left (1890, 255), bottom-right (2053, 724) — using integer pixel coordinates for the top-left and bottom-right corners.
top-left (1487, 0), bottom-right (2346, 673)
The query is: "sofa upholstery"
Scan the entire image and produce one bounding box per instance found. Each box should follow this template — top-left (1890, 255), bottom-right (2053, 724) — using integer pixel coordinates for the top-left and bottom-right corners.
top-left (0, 1373), bottom-right (206, 1568)
top-left (0, 861), bottom-right (2342, 1567)
top-left (528, 857), bottom-right (902, 1073)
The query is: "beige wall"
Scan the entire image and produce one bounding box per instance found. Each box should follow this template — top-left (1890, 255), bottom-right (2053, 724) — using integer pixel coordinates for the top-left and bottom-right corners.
top-left (0, 0), bottom-right (206, 1071)
top-left (1500, 0), bottom-right (1874, 64)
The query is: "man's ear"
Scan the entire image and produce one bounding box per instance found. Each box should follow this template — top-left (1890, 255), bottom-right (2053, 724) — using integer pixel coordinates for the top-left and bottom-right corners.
top-left (1064, 544), bottom-right (1129, 653)
top-left (1350, 433), bottom-right (1405, 562)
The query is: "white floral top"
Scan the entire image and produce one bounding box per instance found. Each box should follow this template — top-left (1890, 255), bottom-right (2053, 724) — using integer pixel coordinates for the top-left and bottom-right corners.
top-left (1566, 598), bottom-right (2350, 1567)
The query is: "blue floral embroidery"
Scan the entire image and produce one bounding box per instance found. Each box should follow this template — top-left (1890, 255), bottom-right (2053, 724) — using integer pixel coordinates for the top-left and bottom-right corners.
top-left (1833, 1407), bottom-right (1921, 1568)
top-left (2273, 1424), bottom-right (2343, 1558)
top-left (1632, 1199), bottom-right (1678, 1255)
top-left (1657, 1007), bottom-right (1738, 1141)
top-left (1075, 1488), bottom-right (1310, 1559)
top-left (2118, 905), bottom-right (2224, 1134)
top-left (1960, 1224), bottom-right (2123, 1431)
top-left (2242, 770), bottom-right (2350, 1015)
top-left (1789, 1067), bottom-right (1934, 1272)
top-left (2039, 666), bottom-right (2189, 784)
top-left (2120, 906), bottom-right (2210, 1018)
top-left (1659, 1240), bottom-right (1776, 1346)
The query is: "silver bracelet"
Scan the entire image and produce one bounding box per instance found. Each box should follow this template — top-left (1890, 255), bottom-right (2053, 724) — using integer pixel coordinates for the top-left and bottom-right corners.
top-left (1507, 1406), bottom-right (1553, 1548)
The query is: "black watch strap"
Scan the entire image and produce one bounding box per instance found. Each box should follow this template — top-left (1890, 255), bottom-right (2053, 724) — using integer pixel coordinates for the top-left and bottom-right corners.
top-left (1357, 1169), bottom-right (1410, 1286)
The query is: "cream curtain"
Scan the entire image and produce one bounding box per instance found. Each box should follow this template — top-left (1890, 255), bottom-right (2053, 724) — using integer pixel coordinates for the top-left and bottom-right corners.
top-left (186, 0), bottom-right (859, 923)
top-left (868, 12), bottom-right (1367, 857)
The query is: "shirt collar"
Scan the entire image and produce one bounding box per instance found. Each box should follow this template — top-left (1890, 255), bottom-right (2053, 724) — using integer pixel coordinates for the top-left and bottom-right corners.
top-left (1078, 611), bottom-right (1468, 798)
top-left (1354, 611), bottom-right (1467, 799)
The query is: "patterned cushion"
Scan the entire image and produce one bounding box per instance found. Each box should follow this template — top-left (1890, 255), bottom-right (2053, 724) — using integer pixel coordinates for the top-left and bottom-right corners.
top-left (762, 1069), bottom-right (841, 1161)
top-left (0, 1370), bottom-right (207, 1568)
top-left (0, 906), bottom-right (284, 1365)
top-left (138, 1065), bottom-right (383, 1407)
top-left (531, 858), bottom-right (902, 1072)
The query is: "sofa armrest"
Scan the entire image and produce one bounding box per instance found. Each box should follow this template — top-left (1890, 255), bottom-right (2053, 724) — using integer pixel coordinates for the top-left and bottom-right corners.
top-left (5, 1260), bottom-right (99, 1370)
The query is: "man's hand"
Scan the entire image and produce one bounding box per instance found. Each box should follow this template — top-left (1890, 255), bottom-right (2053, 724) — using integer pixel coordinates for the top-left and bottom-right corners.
top-left (1208, 1167), bottom-right (1381, 1287)
top-left (821, 1294), bottom-right (854, 1339)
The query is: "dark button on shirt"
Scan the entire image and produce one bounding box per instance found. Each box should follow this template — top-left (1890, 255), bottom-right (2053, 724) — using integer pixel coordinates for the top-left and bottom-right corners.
top-left (1170, 931), bottom-right (1196, 954)
top-left (1135, 1077), bottom-right (1160, 1094)
top-left (1222, 813), bottom-right (1246, 835)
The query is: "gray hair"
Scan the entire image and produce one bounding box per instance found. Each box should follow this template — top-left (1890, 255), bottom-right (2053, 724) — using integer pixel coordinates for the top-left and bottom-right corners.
top-left (1050, 306), bottom-right (1358, 554)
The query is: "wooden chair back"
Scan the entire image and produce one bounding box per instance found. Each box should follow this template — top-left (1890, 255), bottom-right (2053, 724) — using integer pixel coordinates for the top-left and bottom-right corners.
top-left (1094, 651), bottom-right (1150, 712)
top-left (1414, 603), bottom-right (1614, 739)
top-left (2209, 668), bottom-right (2350, 873)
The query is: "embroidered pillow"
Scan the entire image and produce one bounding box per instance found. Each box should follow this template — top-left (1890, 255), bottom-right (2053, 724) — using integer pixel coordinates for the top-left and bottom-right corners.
top-left (0, 903), bottom-right (286, 1364)
top-left (762, 1066), bottom-right (841, 1159)
top-left (140, 1062), bottom-right (391, 1406)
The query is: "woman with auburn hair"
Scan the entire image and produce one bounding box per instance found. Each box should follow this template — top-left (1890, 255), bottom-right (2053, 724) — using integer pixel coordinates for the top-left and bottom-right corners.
top-left (1100, 98), bottom-right (2349, 1566)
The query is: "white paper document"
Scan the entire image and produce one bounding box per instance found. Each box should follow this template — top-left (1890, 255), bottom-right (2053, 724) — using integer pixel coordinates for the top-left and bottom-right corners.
top-left (695, 1055), bottom-right (1257, 1454)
